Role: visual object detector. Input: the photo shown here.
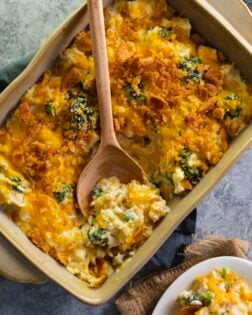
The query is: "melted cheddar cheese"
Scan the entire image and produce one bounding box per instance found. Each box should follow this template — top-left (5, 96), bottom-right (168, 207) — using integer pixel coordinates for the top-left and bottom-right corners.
top-left (87, 177), bottom-right (169, 254)
top-left (177, 268), bottom-right (252, 315)
top-left (0, 0), bottom-right (251, 287)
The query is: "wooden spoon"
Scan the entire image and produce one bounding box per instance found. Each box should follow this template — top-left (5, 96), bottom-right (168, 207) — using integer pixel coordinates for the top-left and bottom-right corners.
top-left (77, 0), bottom-right (147, 217)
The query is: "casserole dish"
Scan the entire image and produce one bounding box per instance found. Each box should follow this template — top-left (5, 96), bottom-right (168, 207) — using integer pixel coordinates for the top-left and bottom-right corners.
top-left (0, 0), bottom-right (251, 304)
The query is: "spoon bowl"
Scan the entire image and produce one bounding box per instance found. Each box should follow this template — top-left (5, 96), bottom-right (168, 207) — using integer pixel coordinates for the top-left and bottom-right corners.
top-left (77, 143), bottom-right (147, 217)
top-left (77, 0), bottom-right (147, 217)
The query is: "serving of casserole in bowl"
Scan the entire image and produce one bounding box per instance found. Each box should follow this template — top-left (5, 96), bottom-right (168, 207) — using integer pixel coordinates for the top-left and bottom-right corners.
top-left (153, 257), bottom-right (252, 315)
top-left (0, 0), bottom-right (251, 304)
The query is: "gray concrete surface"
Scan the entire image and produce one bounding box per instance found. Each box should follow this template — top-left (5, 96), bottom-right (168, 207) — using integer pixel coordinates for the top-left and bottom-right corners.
top-left (0, 1), bottom-right (251, 314)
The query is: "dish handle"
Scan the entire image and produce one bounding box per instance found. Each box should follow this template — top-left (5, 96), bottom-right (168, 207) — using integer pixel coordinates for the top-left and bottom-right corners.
top-left (0, 233), bottom-right (47, 284)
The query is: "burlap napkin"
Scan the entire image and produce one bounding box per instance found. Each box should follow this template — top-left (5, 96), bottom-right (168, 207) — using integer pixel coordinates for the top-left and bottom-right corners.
top-left (116, 237), bottom-right (249, 315)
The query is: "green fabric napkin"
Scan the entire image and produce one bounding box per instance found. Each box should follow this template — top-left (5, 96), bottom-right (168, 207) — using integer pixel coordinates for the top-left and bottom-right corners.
top-left (0, 54), bottom-right (34, 93)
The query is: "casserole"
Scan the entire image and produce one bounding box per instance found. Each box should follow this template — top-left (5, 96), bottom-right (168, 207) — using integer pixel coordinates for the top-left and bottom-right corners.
top-left (153, 257), bottom-right (252, 315)
top-left (0, 0), bottom-right (251, 304)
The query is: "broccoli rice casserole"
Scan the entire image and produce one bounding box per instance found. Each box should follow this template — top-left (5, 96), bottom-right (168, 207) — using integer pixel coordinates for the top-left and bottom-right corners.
top-left (84, 177), bottom-right (169, 263)
top-left (177, 268), bottom-right (252, 315)
top-left (0, 0), bottom-right (251, 287)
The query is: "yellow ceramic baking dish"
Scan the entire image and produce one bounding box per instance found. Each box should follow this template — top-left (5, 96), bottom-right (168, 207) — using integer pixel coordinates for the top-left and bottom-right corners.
top-left (0, 0), bottom-right (251, 305)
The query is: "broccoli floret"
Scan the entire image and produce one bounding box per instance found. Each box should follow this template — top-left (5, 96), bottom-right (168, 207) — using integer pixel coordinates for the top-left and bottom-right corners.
top-left (182, 294), bottom-right (201, 306)
top-left (53, 184), bottom-right (72, 202)
top-left (179, 148), bottom-right (202, 184)
top-left (182, 290), bottom-right (214, 307)
top-left (180, 147), bottom-right (191, 161)
top-left (179, 147), bottom-right (192, 169)
top-left (158, 26), bottom-right (173, 38)
top-left (185, 70), bottom-right (201, 82)
top-left (9, 177), bottom-right (26, 193)
top-left (91, 187), bottom-right (103, 197)
top-left (219, 267), bottom-right (230, 278)
top-left (190, 56), bottom-right (202, 65)
top-left (182, 166), bottom-right (201, 185)
top-left (224, 92), bottom-right (238, 100)
top-left (45, 102), bottom-right (56, 116)
top-left (124, 81), bottom-right (146, 105)
top-left (223, 107), bottom-right (242, 120)
top-left (124, 212), bottom-right (135, 222)
top-left (199, 291), bottom-right (215, 305)
top-left (9, 176), bottom-right (21, 184)
top-left (180, 57), bottom-right (202, 82)
top-left (223, 93), bottom-right (242, 120)
top-left (14, 185), bottom-right (26, 193)
top-left (180, 57), bottom-right (202, 70)
top-left (88, 226), bottom-right (108, 247)
top-left (69, 96), bottom-right (98, 131)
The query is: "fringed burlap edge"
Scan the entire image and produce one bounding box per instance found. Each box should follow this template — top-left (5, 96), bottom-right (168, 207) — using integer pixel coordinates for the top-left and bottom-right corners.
top-left (116, 237), bottom-right (250, 315)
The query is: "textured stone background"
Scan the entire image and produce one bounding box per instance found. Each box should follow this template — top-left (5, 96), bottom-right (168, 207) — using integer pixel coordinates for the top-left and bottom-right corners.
top-left (0, 1), bottom-right (251, 314)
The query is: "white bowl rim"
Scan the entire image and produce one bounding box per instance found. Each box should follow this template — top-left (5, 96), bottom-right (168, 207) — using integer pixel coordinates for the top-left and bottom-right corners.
top-left (152, 256), bottom-right (252, 315)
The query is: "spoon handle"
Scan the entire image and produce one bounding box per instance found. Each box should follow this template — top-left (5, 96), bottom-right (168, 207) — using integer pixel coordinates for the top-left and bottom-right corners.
top-left (88, 0), bottom-right (117, 146)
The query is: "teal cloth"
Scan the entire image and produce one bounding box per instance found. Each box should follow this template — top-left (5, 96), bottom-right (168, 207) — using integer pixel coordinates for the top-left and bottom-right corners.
top-left (0, 54), bottom-right (34, 92)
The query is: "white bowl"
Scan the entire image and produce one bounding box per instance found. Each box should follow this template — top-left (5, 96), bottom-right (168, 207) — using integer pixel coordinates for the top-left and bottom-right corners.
top-left (152, 256), bottom-right (252, 315)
